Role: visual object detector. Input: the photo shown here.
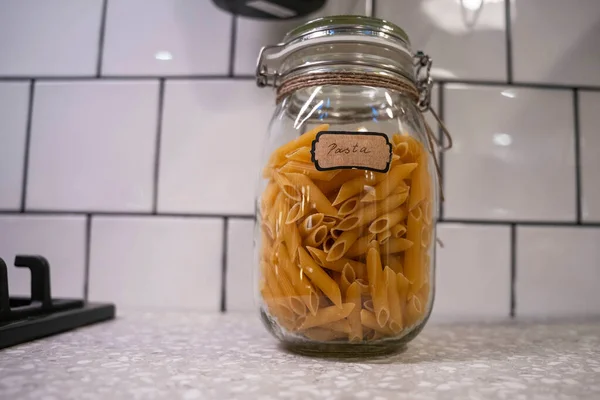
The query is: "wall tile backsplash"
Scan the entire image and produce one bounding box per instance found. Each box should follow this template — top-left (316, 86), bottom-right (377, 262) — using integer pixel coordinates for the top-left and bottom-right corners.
top-left (1, 0), bottom-right (599, 318)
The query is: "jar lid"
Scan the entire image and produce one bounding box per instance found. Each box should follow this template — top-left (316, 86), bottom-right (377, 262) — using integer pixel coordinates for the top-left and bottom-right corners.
top-left (283, 15), bottom-right (410, 46)
top-left (256, 15), bottom-right (415, 89)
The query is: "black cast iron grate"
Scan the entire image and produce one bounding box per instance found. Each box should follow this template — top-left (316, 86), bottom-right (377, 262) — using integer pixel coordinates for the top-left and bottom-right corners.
top-left (0, 255), bottom-right (115, 349)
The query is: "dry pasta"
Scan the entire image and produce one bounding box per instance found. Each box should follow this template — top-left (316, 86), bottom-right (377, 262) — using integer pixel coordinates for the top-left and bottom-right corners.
top-left (260, 126), bottom-right (434, 342)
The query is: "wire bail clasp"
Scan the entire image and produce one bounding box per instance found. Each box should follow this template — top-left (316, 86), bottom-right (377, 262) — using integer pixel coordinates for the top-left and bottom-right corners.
top-left (413, 51), bottom-right (433, 112)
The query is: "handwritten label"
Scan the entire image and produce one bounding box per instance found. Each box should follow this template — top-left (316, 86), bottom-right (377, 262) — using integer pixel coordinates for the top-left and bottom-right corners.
top-left (311, 131), bottom-right (392, 172)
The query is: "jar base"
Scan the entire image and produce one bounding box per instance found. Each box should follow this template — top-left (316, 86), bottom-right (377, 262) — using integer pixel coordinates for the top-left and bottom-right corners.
top-left (281, 341), bottom-right (407, 359)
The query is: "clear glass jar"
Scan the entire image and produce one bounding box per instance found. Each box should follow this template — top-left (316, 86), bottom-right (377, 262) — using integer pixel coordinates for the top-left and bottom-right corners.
top-left (254, 16), bottom-right (438, 355)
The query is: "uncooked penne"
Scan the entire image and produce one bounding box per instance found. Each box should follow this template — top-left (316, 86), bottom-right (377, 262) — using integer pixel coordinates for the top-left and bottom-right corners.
top-left (408, 153), bottom-right (430, 211)
top-left (298, 213), bottom-right (325, 236)
top-left (286, 201), bottom-right (310, 224)
top-left (360, 310), bottom-right (394, 335)
top-left (282, 219), bottom-right (302, 262)
top-left (304, 225), bottom-right (328, 247)
top-left (405, 294), bottom-right (423, 327)
top-left (361, 163), bottom-right (417, 202)
top-left (285, 146), bottom-right (312, 163)
top-left (346, 282), bottom-right (363, 342)
top-left (335, 191), bottom-right (409, 232)
top-left (332, 174), bottom-right (385, 205)
top-left (345, 234), bottom-right (372, 258)
top-left (403, 207), bottom-right (423, 286)
top-left (306, 247), bottom-right (366, 279)
top-left (278, 244), bottom-right (319, 315)
top-left (268, 124), bottom-right (329, 167)
top-left (367, 247), bottom-right (389, 327)
top-left (368, 206), bottom-right (408, 234)
top-left (273, 171), bottom-right (301, 201)
top-left (296, 303), bottom-right (355, 330)
top-left (382, 254), bottom-right (403, 274)
top-left (383, 237), bottom-right (413, 254)
top-left (384, 267), bottom-right (403, 333)
top-left (280, 160), bottom-right (340, 181)
top-left (284, 173), bottom-right (338, 215)
top-left (337, 196), bottom-right (360, 217)
top-left (298, 247), bottom-right (343, 307)
top-left (327, 228), bottom-right (360, 261)
top-left (302, 327), bottom-right (348, 341)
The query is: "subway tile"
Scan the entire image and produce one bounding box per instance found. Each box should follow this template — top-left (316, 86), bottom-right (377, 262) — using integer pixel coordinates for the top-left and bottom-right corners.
top-left (158, 80), bottom-right (272, 214)
top-left (89, 216), bottom-right (223, 309)
top-left (376, 0), bottom-right (507, 81)
top-left (226, 218), bottom-right (256, 311)
top-left (234, 0), bottom-right (368, 75)
top-left (0, 0), bottom-right (102, 76)
top-left (516, 226), bottom-right (600, 317)
top-left (444, 85), bottom-right (576, 221)
top-left (102, 0), bottom-right (231, 76)
top-left (579, 91), bottom-right (600, 222)
top-left (27, 81), bottom-right (159, 212)
top-left (431, 223), bottom-right (511, 320)
top-left (0, 215), bottom-right (86, 298)
top-left (0, 82), bottom-right (29, 210)
top-left (512, 0), bottom-right (600, 86)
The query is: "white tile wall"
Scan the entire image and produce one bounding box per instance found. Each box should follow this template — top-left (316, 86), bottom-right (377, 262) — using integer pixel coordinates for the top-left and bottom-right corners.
top-left (0, 0), bottom-right (103, 76)
top-left (512, 0), bottom-right (600, 86)
top-left (103, 0), bottom-right (232, 76)
top-left (377, 0), bottom-right (507, 81)
top-left (27, 81), bottom-right (159, 212)
top-left (516, 226), bottom-right (600, 317)
top-left (226, 219), bottom-right (256, 311)
top-left (88, 216), bottom-right (223, 309)
top-left (579, 91), bottom-right (600, 222)
top-left (0, 1), bottom-right (599, 317)
top-left (0, 82), bottom-right (29, 210)
top-left (0, 215), bottom-right (86, 298)
top-left (158, 80), bottom-right (272, 214)
top-left (444, 85), bottom-right (576, 221)
top-left (432, 223), bottom-right (511, 320)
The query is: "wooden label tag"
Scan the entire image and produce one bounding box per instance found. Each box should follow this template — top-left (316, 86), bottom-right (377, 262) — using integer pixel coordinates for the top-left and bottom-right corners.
top-left (311, 131), bottom-right (392, 173)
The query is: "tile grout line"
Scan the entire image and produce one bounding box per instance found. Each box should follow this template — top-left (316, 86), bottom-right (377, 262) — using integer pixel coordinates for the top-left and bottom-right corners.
top-left (573, 89), bottom-right (582, 224)
top-left (83, 214), bottom-right (92, 301)
top-left (438, 82), bottom-right (445, 220)
top-left (228, 16), bottom-right (238, 77)
top-left (504, 0), bottom-right (513, 83)
top-left (509, 223), bottom-right (517, 318)
top-left (96, 0), bottom-right (109, 77)
top-left (221, 217), bottom-right (229, 313)
top-left (152, 79), bottom-right (166, 214)
top-left (19, 80), bottom-right (35, 212)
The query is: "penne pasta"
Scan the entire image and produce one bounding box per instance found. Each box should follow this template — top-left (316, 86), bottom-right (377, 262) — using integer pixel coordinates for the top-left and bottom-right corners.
top-left (383, 237), bottom-right (414, 254)
top-left (284, 173), bottom-right (338, 215)
top-left (382, 254), bottom-right (403, 274)
top-left (323, 235), bottom-right (335, 252)
top-left (327, 228), bottom-right (360, 261)
top-left (273, 171), bottom-right (301, 201)
top-left (360, 310), bottom-right (394, 335)
top-left (321, 319), bottom-right (351, 334)
top-left (368, 206), bottom-right (408, 234)
top-left (278, 244), bottom-right (319, 315)
top-left (355, 278), bottom-right (370, 295)
top-left (261, 182), bottom-right (279, 214)
top-left (298, 213), bottom-right (325, 236)
top-left (298, 247), bottom-right (343, 307)
top-left (306, 247), bottom-right (366, 279)
top-left (337, 196), bottom-right (361, 217)
top-left (403, 207), bottom-right (424, 286)
top-left (335, 192), bottom-right (409, 232)
top-left (282, 219), bottom-right (302, 262)
top-left (321, 216), bottom-right (339, 230)
top-left (377, 229), bottom-right (392, 244)
top-left (361, 163), bottom-right (417, 202)
top-left (304, 225), bottom-right (328, 247)
top-left (338, 263), bottom-right (356, 295)
top-left (384, 267), bottom-right (403, 333)
top-left (296, 303), bottom-right (355, 330)
top-left (345, 282), bottom-right (363, 342)
top-left (363, 299), bottom-right (374, 312)
top-left (268, 124), bottom-right (329, 167)
top-left (302, 327), bottom-right (348, 341)
top-left (396, 272), bottom-right (410, 302)
top-left (274, 258), bottom-right (307, 316)
top-left (391, 223), bottom-right (407, 238)
top-left (408, 154), bottom-right (430, 211)
top-left (285, 146), bottom-right (313, 163)
top-left (405, 294), bottom-right (424, 327)
top-left (286, 201), bottom-right (310, 224)
top-left (280, 160), bottom-right (340, 181)
top-left (367, 247), bottom-right (389, 327)
top-left (332, 174), bottom-right (384, 205)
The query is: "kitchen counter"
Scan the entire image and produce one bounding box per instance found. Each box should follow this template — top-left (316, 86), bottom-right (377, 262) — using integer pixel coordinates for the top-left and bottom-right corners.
top-left (0, 312), bottom-right (599, 400)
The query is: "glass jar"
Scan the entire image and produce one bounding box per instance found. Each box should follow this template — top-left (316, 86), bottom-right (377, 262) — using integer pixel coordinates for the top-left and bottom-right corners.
top-left (254, 16), bottom-right (439, 355)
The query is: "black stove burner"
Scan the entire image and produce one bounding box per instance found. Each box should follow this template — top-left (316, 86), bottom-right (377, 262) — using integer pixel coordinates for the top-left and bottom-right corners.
top-left (0, 255), bottom-right (115, 349)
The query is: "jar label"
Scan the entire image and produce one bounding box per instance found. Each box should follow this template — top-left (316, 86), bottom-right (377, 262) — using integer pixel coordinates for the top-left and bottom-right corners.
top-left (311, 131), bottom-right (392, 172)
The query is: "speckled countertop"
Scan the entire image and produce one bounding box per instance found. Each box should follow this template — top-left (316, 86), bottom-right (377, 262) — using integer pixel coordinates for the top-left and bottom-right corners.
top-left (1, 312), bottom-right (599, 400)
